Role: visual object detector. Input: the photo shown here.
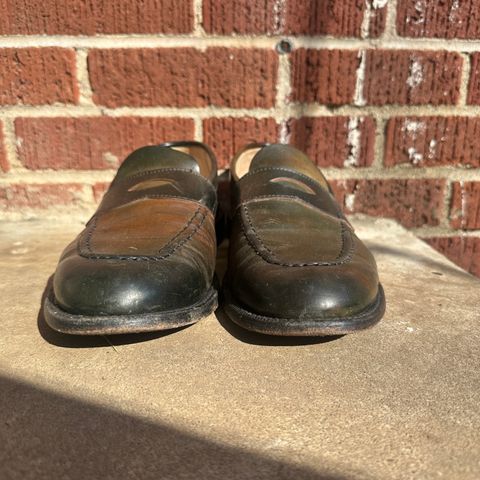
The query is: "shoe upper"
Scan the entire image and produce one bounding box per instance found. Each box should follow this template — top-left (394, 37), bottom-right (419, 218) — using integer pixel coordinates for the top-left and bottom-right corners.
top-left (225, 143), bottom-right (381, 320)
top-left (53, 142), bottom-right (217, 316)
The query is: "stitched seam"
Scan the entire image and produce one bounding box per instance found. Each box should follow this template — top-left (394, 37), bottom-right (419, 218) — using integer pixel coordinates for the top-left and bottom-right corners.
top-left (238, 167), bottom-right (327, 190)
top-left (109, 168), bottom-right (217, 198)
top-left (235, 195), bottom-right (344, 219)
top-left (157, 205), bottom-right (203, 254)
top-left (240, 204), bottom-right (354, 267)
top-left (121, 168), bottom-right (215, 190)
top-left (78, 206), bottom-right (208, 262)
top-left (99, 195), bottom-right (213, 211)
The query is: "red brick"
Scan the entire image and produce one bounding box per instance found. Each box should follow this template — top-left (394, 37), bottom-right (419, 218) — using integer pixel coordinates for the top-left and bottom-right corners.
top-left (289, 116), bottom-right (375, 168)
top-left (330, 179), bottom-right (446, 228)
top-left (202, 0), bottom-right (278, 35)
top-left (203, 117), bottom-right (278, 168)
top-left (0, 122), bottom-right (9, 172)
top-left (15, 117), bottom-right (194, 170)
top-left (467, 53), bottom-right (480, 105)
top-left (0, 48), bottom-right (78, 106)
top-left (424, 236), bottom-right (480, 277)
top-left (89, 48), bottom-right (278, 108)
top-left (0, 183), bottom-right (86, 210)
top-left (285, 0), bottom-right (386, 37)
top-left (0, 0), bottom-right (193, 34)
top-left (363, 50), bottom-right (462, 106)
top-left (93, 182), bottom-right (110, 202)
top-left (291, 49), bottom-right (359, 105)
top-left (385, 117), bottom-right (480, 168)
top-left (397, 0), bottom-right (480, 39)
top-left (449, 181), bottom-right (480, 230)
top-left (202, 0), bottom-right (386, 37)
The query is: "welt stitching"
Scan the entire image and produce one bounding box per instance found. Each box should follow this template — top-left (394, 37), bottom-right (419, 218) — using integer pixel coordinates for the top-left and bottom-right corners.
top-left (79, 206), bottom-right (208, 262)
top-left (240, 204), bottom-right (354, 267)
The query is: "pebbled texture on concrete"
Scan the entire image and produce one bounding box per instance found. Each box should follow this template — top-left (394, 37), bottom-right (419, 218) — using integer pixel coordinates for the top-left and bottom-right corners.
top-left (0, 215), bottom-right (479, 480)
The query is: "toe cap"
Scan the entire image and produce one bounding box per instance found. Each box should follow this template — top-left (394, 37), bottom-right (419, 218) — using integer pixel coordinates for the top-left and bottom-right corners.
top-left (53, 256), bottom-right (209, 316)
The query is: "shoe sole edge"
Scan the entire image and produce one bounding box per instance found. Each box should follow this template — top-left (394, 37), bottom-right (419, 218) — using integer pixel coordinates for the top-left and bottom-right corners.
top-left (44, 287), bottom-right (218, 335)
top-left (223, 284), bottom-right (386, 336)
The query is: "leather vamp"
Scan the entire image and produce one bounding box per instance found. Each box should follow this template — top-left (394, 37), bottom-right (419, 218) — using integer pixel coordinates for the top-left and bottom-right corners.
top-left (79, 198), bottom-right (213, 258)
top-left (241, 197), bottom-right (353, 265)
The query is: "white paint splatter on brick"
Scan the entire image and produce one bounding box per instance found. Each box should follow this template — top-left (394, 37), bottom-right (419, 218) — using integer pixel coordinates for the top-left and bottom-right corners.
top-left (449, 0), bottom-right (460, 23)
top-left (412, 0), bottom-right (426, 25)
top-left (403, 119), bottom-right (426, 136)
top-left (102, 152), bottom-right (118, 166)
top-left (345, 193), bottom-right (356, 211)
top-left (428, 139), bottom-right (437, 159)
top-left (361, 0), bottom-right (388, 38)
top-left (272, 0), bottom-right (287, 34)
top-left (360, 2), bottom-right (372, 39)
top-left (345, 117), bottom-right (363, 167)
top-left (354, 51), bottom-right (367, 106)
top-left (460, 180), bottom-right (467, 227)
top-left (407, 147), bottom-right (423, 165)
top-left (407, 59), bottom-right (424, 89)
top-left (279, 120), bottom-right (290, 144)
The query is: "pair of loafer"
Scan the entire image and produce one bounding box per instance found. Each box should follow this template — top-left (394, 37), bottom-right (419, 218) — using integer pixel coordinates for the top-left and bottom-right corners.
top-left (45, 141), bottom-right (385, 336)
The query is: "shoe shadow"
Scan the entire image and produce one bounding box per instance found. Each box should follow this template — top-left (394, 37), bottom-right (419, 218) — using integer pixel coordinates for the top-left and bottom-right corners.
top-left (37, 275), bottom-right (190, 349)
top-left (215, 307), bottom-right (344, 347)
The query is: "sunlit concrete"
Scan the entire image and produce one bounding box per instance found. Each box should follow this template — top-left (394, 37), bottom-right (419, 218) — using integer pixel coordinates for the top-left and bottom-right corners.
top-left (0, 215), bottom-right (479, 480)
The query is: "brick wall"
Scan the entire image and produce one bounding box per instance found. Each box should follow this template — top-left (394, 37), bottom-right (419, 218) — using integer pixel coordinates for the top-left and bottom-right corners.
top-left (0, 0), bottom-right (479, 277)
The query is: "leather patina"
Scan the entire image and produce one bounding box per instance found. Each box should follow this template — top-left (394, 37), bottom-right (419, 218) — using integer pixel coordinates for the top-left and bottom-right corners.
top-left (223, 143), bottom-right (386, 336)
top-left (45, 141), bottom-right (218, 335)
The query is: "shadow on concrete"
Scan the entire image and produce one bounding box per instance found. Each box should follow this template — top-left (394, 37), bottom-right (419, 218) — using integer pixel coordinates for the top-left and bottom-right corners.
top-left (0, 375), bottom-right (349, 480)
top-left (215, 307), bottom-right (344, 347)
top-left (367, 242), bottom-right (476, 281)
top-left (37, 276), bottom-right (191, 349)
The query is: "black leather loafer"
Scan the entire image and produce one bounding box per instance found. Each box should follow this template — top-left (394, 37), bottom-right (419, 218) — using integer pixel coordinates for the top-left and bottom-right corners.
top-left (223, 143), bottom-right (386, 336)
top-left (45, 141), bottom-right (218, 335)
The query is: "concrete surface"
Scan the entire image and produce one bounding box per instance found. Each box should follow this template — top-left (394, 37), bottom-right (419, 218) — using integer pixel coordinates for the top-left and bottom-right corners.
top-left (0, 215), bottom-right (479, 480)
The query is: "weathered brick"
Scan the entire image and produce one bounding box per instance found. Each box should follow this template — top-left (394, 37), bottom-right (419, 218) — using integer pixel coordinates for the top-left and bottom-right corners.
top-left (289, 116), bottom-right (375, 168)
top-left (203, 117), bottom-right (278, 168)
top-left (202, 0), bottom-right (278, 35)
top-left (385, 117), bottom-right (480, 168)
top-left (0, 183), bottom-right (86, 210)
top-left (331, 179), bottom-right (446, 228)
top-left (450, 181), bottom-right (480, 230)
top-left (0, 0), bottom-right (193, 34)
top-left (15, 117), bottom-right (194, 170)
top-left (291, 49), bottom-right (359, 105)
top-left (0, 48), bottom-right (78, 105)
top-left (202, 0), bottom-right (386, 37)
top-left (363, 50), bottom-right (462, 106)
top-left (89, 48), bottom-right (278, 108)
top-left (285, 0), bottom-right (386, 37)
top-left (424, 236), bottom-right (480, 277)
top-left (467, 53), bottom-right (480, 105)
top-left (397, 0), bottom-right (480, 39)
top-left (93, 182), bottom-right (110, 202)
top-left (0, 122), bottom-right (9, 172)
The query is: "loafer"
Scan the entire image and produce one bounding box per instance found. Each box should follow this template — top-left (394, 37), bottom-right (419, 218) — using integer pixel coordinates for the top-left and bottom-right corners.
top-left (223, 143), bottom-right (386, 336)
top-left (44, 141), bottom-right (218, 335)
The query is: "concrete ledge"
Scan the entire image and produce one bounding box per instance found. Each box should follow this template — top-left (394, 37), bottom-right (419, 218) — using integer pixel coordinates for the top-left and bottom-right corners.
top-left (0, 215), bottom-right (479, 479)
